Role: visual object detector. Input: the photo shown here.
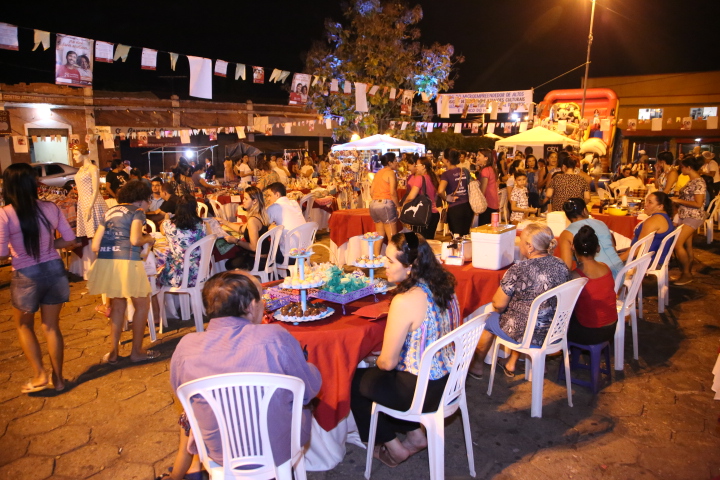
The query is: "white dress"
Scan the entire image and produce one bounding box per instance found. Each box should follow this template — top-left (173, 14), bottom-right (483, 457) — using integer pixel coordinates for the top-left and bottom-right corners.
top-left (75, 164), bottom-right (108, 238)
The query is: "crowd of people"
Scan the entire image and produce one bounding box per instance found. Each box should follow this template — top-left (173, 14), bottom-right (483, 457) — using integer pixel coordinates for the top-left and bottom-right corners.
top-left (0, 141), bottom-right (716, 478)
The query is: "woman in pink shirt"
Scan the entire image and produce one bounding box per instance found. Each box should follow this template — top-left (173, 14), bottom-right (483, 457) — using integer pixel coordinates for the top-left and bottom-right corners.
top-left (401, 157), bottom-right (440, 239)
top-left (0, 164), bottom-right (77, 394)
top-left (476, 148), bottom-right (500, 226)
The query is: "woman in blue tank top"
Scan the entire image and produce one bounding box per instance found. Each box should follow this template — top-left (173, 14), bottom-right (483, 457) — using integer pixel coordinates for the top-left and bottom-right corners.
top-left (620, 191), bottom-right (675, 265)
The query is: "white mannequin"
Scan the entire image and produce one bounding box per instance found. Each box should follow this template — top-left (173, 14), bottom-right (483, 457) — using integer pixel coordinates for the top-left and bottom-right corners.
top-left (72, 147), bottom-right (107, 238)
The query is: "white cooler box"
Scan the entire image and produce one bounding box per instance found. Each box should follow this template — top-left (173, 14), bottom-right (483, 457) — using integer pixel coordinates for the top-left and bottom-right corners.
top-left (470, 224), bottom-right (516, 270)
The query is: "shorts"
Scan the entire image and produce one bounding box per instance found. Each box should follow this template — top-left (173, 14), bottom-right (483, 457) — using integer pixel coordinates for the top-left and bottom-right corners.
top-left (678, 216), bottom-right (703, 230)
top-left (369, 199), bottom-right (398, 224)
top-left (11, 259), bottom-right (70, 313)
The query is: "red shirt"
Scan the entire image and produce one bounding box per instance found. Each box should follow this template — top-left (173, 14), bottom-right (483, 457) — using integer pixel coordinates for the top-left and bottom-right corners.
top-left (573, 267), bottom-right (617, 328)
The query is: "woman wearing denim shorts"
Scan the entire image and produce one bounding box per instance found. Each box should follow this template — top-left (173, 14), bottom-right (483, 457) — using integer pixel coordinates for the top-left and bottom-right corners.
top-left (0, 164), bottom-right (78, 394)
top-left (369, 153), bottom-right (400, 256)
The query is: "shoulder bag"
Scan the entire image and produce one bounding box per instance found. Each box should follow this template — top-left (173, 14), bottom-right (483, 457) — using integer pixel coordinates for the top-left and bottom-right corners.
top-left (468, 168), bottom-right (488, 214)
top-left (400, 176), bottom-right (432, 227)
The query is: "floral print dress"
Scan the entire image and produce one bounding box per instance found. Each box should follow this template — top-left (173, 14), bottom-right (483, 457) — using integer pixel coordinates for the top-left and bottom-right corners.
top-left (678, 177), bottom-right (706, 220)
top-left (156, 220), bottom-right (207, 288)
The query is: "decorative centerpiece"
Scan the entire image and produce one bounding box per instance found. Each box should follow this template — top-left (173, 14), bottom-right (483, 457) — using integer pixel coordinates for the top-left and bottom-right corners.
top-left (356, 233), bottom-right (383, 284)
top-left (314, 265), bottom-right (376, 314)
top-left (274, 248), bottom-right (333, 324)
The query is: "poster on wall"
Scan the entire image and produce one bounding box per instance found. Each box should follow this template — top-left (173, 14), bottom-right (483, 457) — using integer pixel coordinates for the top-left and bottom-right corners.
top-left (0, 110), bottom-right (10, 135)
top-left (12, 136), bottom-right (29, 153)
top-left (289, 73), bottom-right (312, 105)
top-left (400, 90), bottom-right (413, 116)
top-left (55, 34), bottom-right (93, 87)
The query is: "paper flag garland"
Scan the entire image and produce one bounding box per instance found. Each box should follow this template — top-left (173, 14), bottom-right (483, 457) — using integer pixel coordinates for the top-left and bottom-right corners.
top-left (454, 123), bottom-right (462, 134)
top-left (330, 79), bottom-right (339, 92)
top-left (269, 69), bottom-right (282, 82)
top-left (141, 48), bottom-right (157, 70)
top-left (368, 85), bottom-right (379, 96)
top-left (426, 122), bottom-right (433, 133)
top-left (0, 23), bottom-right (19, 51)
top-left (651, 118), bottom-right (663, 131)
top-left (326, 119), bottom-right (332, 129)
top-left (252, 66), bottom-right (264, 83)
top-left (187, 56), bottom-right (213, 99)
top-left (33, 30), bottom-right (50, 51)
top-left (707, 116), bottom-right (718, 129)
top-left (343, 81), bottom-right (352, 95)
top-left (114, 44), bottom-right (131, 62)
top-left (169, 52), bottom-right (178, 70)
top-left (96, 41), bottom-right (114, 63)
top-left (401, 122), bottom-right (408, 130)
top-left (237, 127), bottom-right (246, 139)
top-left (235, 64), bottom-right (246, 81)
top-left (284, 123), bottom-right (292, 134)
top-left (214, 60), bottom-right (228, 77)
top-left (355, 82), bottom-right (368, 113)
top-left (180, 130), bottom-right (191, 144)
top-left (389, 88), bottom-right (397, 100)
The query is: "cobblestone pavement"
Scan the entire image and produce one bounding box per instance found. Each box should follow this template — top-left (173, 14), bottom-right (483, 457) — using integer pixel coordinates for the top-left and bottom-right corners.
top-left (0, 232), bottom-right (719, 480)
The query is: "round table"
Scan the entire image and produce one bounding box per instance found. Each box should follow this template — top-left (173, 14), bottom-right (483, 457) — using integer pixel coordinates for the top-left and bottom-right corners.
top-left (328, 208), bottom-right (404, 266)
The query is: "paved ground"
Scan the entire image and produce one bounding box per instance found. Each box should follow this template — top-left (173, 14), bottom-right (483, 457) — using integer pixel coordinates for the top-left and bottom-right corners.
top-left (0, 231), bottom-right (719, 480)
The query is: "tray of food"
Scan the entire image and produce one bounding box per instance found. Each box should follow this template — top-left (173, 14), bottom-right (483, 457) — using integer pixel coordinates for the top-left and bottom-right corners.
top-left (273, 303), bottom-right (334, 324)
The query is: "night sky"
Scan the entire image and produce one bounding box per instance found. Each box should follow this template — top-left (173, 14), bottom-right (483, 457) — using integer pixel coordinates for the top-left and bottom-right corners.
top-left (2, 0), bottom-right (719, 104)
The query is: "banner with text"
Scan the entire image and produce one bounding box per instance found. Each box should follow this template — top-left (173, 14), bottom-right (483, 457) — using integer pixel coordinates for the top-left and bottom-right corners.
top-left (437, 90), bottom-right (532, 115)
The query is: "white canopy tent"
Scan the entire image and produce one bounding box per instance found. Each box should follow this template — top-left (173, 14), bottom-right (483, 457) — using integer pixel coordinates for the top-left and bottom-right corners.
top-left (331, 134), bottom-right (425, 154)
top-left (494, 126), bottom-right (579, 159)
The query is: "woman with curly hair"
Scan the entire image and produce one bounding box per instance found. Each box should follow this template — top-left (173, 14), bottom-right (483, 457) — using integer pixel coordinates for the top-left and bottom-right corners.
top-left (156, 195), bottom-right (207, 288)
top-left (351, 232), bottom-right (462, 467)
top-left (87, 180), bottom-right (159, 364)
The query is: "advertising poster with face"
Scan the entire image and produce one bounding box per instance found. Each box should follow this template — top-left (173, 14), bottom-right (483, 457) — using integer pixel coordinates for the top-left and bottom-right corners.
top-left (289, 73), bottom-right (312, 105)
top-left (400, 90), bottom-right (413, 116)
top-left (252, 66), bottom-right (265, 84)
top-left (55, 34), bottom-right (93, 88)
top-left (627, 119), bottom-right (637, 131)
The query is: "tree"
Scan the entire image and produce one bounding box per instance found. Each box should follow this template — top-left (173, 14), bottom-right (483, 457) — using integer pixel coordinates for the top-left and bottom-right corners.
top-left (304, 0), bottom-right (463, 142)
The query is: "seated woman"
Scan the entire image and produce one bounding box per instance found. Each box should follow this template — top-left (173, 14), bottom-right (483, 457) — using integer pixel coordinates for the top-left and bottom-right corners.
top-left (469, 223), bottom-right (570, 378)
top-left (156, 195), bottom-right (207, 288)
top-left (619, 191), bottom-right (674, 264)
top-left (559, 198), bottom-right (624, 279)
top-left (351, 232), bottom-right (461, 467)
top-left (223, 186), bottom-right (272, 271)
top-left (567, 226), bottom-right (618, 345)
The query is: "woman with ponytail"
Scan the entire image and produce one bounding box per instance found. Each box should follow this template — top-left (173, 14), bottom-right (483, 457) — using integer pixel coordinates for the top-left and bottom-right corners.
top-left (469, 223), bottom-right (570, 378)
top-left (0, 164), bottom-right (78, 393)
top-left (567, 225), bottom-right (618, 344)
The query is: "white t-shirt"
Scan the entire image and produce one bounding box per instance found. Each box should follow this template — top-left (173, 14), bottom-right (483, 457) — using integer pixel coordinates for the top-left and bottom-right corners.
top-left (301, 165), bottom-right (315, 177)
top-left (267, 196), bottom-right (307, 253)
top-left (274, 167), bottom-right (288, 184)
top-left (701, 160), bottom-right (720, 183)
top-left (236, 163), bottom-right (252, 183)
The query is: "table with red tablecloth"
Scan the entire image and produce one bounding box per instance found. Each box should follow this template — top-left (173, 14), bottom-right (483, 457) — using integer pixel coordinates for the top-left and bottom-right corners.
top-left (444, 262), bottom-right (508, 318)
top-left (328, 208), bottom-right (403, 266)
top-left (591, 212), bottom-right (642, 239)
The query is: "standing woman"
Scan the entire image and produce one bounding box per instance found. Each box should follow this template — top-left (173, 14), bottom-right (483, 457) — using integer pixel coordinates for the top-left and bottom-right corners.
top-left (670, 156), bottom-right (707, 285)
top-left (0, 164), bottom-right (77, 393)
top-left (476, 148), bottom-right (500, 226)
top-left (369, 153), bottom-right (400, 256)
top-left (438, 149), bottom-right (473, 236)
top-left (223, 156), bottom-right (236, 182)
top-left (172, 163), bottom-right (196, 197)
top-left (87, 180), bottom-right (159, 364)
top-left (401, 157), bottom-right (440, 239)
top-left (525, 155), bottom-right (540, 208)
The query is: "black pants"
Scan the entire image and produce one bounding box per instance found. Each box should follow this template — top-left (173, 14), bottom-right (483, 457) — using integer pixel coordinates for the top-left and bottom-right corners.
top-left (446, 202), bottom-right (474, 237)
top-left (567, 317), bottom-right (617, 345)
top-left (351, 367), bottom-right (448, 444)
top-left (476, 207), bottom-right (498, 227)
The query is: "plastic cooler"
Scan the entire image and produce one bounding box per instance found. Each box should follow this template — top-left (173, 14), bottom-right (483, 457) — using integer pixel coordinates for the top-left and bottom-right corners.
top-left (470, 224), bottom-right (516, 270)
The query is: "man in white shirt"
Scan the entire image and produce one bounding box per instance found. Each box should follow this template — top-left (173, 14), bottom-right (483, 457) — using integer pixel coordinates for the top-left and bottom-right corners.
top-left (263, 182), bottom-right (306, 258)
top-left (608, 166), bottom-right (645, 192)
top-left (270, 155), bottom-right (289, 184)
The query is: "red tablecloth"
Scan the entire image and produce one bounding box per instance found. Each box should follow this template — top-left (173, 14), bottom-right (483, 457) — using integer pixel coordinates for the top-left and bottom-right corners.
top-left (445, 263), bottom-right (508, 318)
top-left (328, 208), bottom-right (403, 247)
top-left (277, 296), bottom-right (386, 432)
top-left (591, 212), bottom-right (641, 239)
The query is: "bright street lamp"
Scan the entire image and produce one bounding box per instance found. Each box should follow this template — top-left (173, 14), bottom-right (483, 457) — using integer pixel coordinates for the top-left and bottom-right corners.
top-left (580, 0), bottom-right (597, 119)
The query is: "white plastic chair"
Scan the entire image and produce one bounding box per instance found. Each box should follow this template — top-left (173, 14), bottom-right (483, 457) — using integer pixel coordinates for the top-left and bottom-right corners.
top-left (700, 195), bottom-right (720, 244)
top-left (364, 314), bottom-right (489, 480)
top-left (614, 185), bottom-right (629, 198)
top-left (622, 231), bottom-right (654, 319)
top-left (597, 187), bottom-right (612, 201)
top-left (197, 201), bottom-right (209, 218)
top-left (208, 197), bottom-right (228, 222)
top-left (487, 277), bottom-right (588, 418)
top-left (177, 373), bottom-right (307, 480)
top-left (246, 226), bottom-right (284, 283)
top-left (145, 219), bottom-right (157, 233)
top-left (276, 222), bottom-right (318, 278)
top-left (298, 194), bottom-right (314, 222)
top-left (645, 226), bottom-right (682, 314)
top-left (157, 234), bottom-right (217, 333)
top-left (613, 253), bottom-right (653, 371)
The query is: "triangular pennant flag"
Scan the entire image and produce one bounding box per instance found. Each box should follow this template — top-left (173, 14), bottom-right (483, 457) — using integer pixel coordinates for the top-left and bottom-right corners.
top-left (169, 53), bottom-right (179, 71)
top-left (278, 71), bottom-right (291, 83)
top-left (31, 135), bottom-right (38, 143)
top-left (141, 48), bottom-right (157, 70)
top-left (312, 75), bottom-right (319, 87)
top-left (215, 60), bottom-right (228, 77)
top-left (114, 44), bottom-right (131, 62)
top-left (237, 127), bottom-right (246, 139)
top-left (32, 30), bottom-right (50, 51)
top-left (235, 63), bottom-right (246, 80)
top-left (269, 69), bottom-right (282, 82)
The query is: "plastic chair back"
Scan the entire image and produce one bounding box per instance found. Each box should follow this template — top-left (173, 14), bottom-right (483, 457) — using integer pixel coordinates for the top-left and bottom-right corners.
top-left (407, 314), bottom-right (488, 416)
top-left (519, 277), bottom-right (589, 350)
top-left (624, 231), bottom-right (655, 266)
top-left (208, 197), bottom-right (227, 222)
top-left (298, 194), bottom-right (314, 222)
top-left (615, 253), bottom-right (652, 302)
top-left (648, 226), bottom-right (681, 273)
top-left (249, 226), bottom-right (284, 282)
top-left (277, 223), bottom-right (318, 276)
top-left (597, 187), bottom-right (612, 200)
top-left (145, 219), bottom-right (157, 233)
top-left (197, 201), bottom-right (209, 218)
top-left (176, 373), bottom-right (305, 480)
top-left (179, 234), bottom-right (217, 289)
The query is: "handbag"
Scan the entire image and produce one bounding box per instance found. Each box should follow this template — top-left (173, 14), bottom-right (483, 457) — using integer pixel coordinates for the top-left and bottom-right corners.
top-left (468, 178), bottom-right (488, 214)
top-left (400, 176), bottom-right (432, 227)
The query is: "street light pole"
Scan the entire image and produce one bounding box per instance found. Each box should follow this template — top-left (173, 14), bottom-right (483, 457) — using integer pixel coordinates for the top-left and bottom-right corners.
top-left (580, 0), bottom-right (597, 119)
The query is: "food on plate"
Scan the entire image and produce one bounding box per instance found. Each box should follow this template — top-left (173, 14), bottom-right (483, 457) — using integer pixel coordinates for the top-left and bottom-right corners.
top-left (279, 302), bottom-right (329, 318)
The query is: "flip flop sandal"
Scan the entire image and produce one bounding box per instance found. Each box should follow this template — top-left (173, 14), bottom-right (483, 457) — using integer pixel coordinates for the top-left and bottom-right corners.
top-left (21, 381), bottom-right (49, 394)
top-left (130, 350), bottom-right (161, 364)
top-left (467, 371), bottom-right (483, 381)
top-left (373, 445), bottom-right (401, 468)
top-left (101, 353), bottom-right (119, 365)
top-left (499, 363), bottom-right (516, 378)
top-left (94, 305), bottom-right (112, 317)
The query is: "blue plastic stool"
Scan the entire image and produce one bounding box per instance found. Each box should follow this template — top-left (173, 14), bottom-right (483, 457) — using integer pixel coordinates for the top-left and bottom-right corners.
top-left (558, 341), bottom-right (612, 393)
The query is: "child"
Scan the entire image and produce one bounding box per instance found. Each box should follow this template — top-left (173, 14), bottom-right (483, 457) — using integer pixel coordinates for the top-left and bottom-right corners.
top-left (510, 172), bottom-right (537, 222)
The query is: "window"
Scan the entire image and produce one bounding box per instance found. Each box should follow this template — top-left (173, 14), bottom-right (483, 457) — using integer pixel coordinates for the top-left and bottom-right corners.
top-left (638, 108), bottom-right (663, 120)
top-left (690, 107), bottom-right (718, 120)
top-left (45, 164), bottom-right (64, 176)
